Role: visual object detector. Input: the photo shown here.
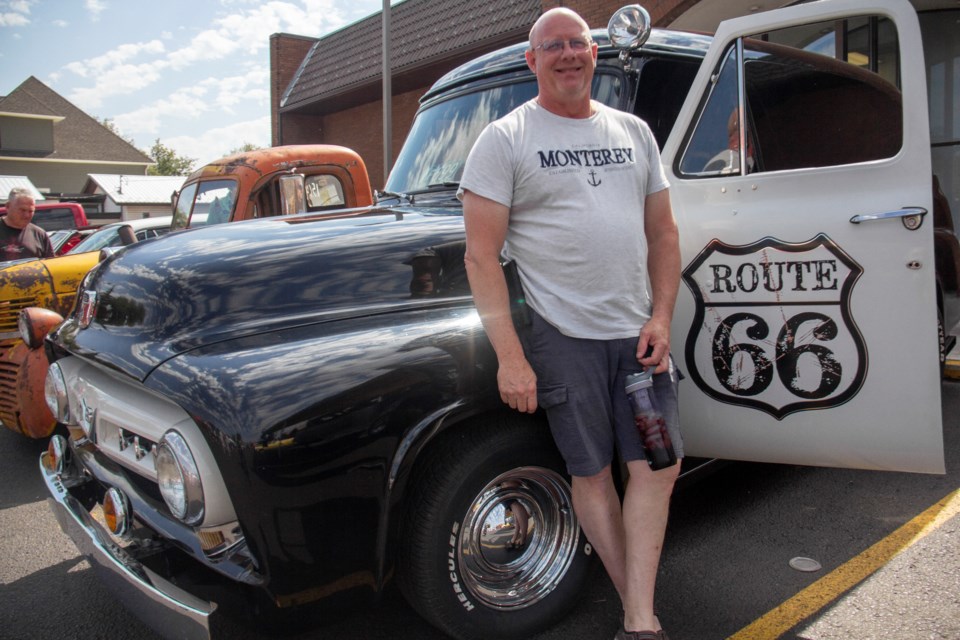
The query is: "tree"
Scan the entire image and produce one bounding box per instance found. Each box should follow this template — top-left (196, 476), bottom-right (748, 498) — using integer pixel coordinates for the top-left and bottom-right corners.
top-left (147, 139), bottom-right (196, 176)
top-left (228, 142), bottom-right (261, 155)
top-left (96, 117), bottom-right (137, 147)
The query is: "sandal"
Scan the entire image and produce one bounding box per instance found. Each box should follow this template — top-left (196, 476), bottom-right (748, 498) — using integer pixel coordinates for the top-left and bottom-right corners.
top-left (614, 628), bottom-right (669, 640)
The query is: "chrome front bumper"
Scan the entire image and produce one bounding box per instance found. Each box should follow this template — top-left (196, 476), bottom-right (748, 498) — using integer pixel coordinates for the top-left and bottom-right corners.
top-left (40, 452), bottom-right (217, 640)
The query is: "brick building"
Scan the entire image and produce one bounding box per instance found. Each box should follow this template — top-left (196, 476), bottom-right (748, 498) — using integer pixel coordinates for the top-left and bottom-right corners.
top-left (270, 0), bottom-right (783, 188)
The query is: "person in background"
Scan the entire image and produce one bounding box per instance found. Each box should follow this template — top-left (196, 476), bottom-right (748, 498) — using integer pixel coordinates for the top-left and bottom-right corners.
top-left (460, 7), bottom-right (683, 640)
top-left (1, 187), bottom-right (54, 262)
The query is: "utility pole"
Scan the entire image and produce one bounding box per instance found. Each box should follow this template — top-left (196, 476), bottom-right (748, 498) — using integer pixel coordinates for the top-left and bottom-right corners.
top-left (382, 0), bottom-right (392, 186)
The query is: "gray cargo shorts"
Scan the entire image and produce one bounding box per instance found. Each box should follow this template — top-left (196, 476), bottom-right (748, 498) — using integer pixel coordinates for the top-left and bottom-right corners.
top-left (519, 308), bottom-right (684, 477)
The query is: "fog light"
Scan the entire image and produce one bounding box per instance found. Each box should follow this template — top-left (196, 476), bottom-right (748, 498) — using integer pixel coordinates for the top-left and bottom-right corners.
top-left (43, 435), bottom-right (70, 474)
top-left (18, 307), bottom-right (64, 349)
top-left (103, 487), bottom-right (132, 537)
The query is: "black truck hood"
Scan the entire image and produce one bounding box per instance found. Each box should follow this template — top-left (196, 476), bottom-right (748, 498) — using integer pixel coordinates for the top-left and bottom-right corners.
top-left (56, 208), bottom-right (469, 380)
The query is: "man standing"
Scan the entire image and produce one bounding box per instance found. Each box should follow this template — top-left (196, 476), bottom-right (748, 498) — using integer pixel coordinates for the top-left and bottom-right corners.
top-left (460, 8), bottom-right (682, 640)
top-left (1, 187), bottom-right (54, 262)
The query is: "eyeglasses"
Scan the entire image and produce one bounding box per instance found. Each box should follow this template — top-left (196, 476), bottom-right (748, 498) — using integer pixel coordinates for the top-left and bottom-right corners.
top-left (533, 38), bottom-right (593, 54)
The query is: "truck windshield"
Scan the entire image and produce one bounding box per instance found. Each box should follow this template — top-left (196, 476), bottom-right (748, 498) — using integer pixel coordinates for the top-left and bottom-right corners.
top-left (386, 73), bottom-right (624, 196)
top-left (385, 80), bottom-right (537, 196)
top-left (172, 179), bottom-right (237, 229)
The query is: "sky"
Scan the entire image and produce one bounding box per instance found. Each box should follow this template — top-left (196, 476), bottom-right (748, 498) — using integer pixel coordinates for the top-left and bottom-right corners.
top-left (0, 0), bottom-right (387, 167)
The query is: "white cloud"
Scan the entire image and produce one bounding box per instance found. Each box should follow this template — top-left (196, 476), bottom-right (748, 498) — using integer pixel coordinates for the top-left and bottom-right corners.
top-left (0, 0), bottom-right (33, 25)
top-left (199, 65), bottom-right (270, 113)
top-left (85, 0), bottom-right (106, 21)
top-left (53, 19), bottom-right (67, 27)
top-left (64, 40), bottom-right (166, 78)
top-left (112, 85), bottom-right (211, 136)
top-left (69, 61), bottom-right (166, 109)
top-left (62, 40), bottom-right (168, 108)
top-left (165, 115), bottom-right (272, 164)
top-left (0, 12), bottom-right (29, 27)
top-left (167, 28), bottom-right (236, 69)
top-left (37, 1), bottom-right (382, 159)
top-left (165, 1), bottom-right (363, 71)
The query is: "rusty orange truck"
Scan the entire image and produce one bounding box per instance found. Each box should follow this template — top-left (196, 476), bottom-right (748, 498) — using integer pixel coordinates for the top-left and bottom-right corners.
top-left (171, 144), bottom-right (374, 230)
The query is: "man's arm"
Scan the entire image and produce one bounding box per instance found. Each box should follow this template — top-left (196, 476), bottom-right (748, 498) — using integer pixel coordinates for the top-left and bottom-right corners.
top-left (638, 188), bottom-right (681, 373)
top-left (36, 227), bottom-right (55, 258)
top-left (462, 190), bottom-right (538, 413)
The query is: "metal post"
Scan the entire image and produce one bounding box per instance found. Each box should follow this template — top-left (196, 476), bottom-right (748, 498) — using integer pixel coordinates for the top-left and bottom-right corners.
top-left (382, 0), bottom-right (392, 186)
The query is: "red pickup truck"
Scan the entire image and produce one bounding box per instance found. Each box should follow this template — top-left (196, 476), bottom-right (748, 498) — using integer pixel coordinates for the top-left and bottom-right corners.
top-left (0, 201), bottom-right (88, 232)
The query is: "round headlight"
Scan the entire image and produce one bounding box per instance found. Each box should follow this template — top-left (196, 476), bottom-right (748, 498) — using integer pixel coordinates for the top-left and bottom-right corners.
top-left (156, 431), bottom-right (204, 525)
top-left (44, 362), bottom-right (70, 424)
top-left (18, 307), bottom-right (64, 349)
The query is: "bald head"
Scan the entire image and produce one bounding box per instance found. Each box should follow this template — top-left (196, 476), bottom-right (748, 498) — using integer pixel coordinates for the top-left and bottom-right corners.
top-left (529, 8), bottom-right (590, 49)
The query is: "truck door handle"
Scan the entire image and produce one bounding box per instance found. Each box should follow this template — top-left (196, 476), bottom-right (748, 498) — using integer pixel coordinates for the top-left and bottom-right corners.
top-left (850, 207), bottom-right (927, 229)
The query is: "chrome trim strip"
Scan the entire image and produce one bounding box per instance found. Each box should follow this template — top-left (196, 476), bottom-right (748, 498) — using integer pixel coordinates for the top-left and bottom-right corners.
top-left (40, 453), bottom-right (215, 640)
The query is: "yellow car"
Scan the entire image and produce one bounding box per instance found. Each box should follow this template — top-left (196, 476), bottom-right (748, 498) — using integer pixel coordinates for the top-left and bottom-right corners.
top-left (0, 217), bottom-right (172, 438)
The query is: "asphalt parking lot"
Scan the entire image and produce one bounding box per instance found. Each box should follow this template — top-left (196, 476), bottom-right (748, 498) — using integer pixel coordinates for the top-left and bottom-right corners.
top-left (1, 378), bottom-right (957, 640)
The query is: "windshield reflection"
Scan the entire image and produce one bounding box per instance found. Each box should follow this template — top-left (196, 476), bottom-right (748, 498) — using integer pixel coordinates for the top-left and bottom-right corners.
top-left (386, 81), bottom-right (538, 194)
top-left (386, 72), bottom-right (623, 196)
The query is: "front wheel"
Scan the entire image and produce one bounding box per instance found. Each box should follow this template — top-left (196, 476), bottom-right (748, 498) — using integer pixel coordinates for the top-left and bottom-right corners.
top-left (398, 414), bottom-right (594, 640)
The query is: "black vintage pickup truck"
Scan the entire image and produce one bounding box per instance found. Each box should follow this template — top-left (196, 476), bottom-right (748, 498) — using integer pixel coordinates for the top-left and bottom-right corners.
top-left (34, 1), bottom-right (949, 639)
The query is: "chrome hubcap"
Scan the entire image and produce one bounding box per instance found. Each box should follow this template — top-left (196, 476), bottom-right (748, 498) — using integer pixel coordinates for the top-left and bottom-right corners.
top-left (457, 466), bottom-right (579, 610)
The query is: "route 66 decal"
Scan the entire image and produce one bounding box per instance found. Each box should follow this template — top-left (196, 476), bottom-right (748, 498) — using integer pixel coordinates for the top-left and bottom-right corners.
top-left (682, 234), bottom-right (867, 419)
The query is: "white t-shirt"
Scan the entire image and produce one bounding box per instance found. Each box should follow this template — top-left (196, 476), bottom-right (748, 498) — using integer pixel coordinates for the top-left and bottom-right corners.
top-left (459, 99), bottom-right (669, 339)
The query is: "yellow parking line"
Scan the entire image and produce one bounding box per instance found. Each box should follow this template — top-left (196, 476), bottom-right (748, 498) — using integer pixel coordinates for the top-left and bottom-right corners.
top-left (726, 487), bottom-right (960, 640)
top-left (946, 360), bottom-right (960, 380)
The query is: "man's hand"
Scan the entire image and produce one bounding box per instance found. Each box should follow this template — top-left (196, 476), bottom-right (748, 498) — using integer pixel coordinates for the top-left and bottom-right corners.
top-left (498, 356), bottom-right (538, 413)
top-left (637, 316), bottom-right (671, 374)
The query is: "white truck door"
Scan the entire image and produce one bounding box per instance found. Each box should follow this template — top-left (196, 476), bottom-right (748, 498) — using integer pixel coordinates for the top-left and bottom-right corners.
top-left (663, 0), bottom-right (944, 473)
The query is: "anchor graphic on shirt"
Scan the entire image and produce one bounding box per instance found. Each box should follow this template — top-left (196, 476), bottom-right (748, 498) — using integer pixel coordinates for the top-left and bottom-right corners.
top-left (587, 170), bottom-right (601, 187)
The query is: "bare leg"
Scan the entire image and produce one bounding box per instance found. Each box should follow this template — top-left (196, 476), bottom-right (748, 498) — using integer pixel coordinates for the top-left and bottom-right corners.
top-left (572, 460), bottom-right (680, 632)
top-left (571, 467), bottom-right (628, 597)
top-left (621, 459), bottom-right (680, 632)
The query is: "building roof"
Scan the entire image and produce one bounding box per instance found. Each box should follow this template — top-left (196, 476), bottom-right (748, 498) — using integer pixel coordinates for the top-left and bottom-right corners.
top-left (0, 76), bottom-right (153, 164)
top-left (281, 0), bottom-right (540, 113)
top-left (82, 174), bottom-right (184, 205)
top-left (0, 175), bottom-right (45, 200)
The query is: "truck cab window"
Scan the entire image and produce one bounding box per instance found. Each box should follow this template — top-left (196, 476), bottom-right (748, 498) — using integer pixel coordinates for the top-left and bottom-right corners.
top-left (679, 46), bottom-right (744, 176)
top-left (305, 175), bottom-right (346, 211)
top-left (680, 14), bottom-right (903, 178)
top-left (633, 59), bottom-right (701, 150)
top-left (192, 180), bottom-right (237, 227)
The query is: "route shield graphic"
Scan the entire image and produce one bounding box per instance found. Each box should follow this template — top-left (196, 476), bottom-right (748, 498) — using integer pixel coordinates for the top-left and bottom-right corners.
top-left (682, 234), bottom-right (867, 419)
